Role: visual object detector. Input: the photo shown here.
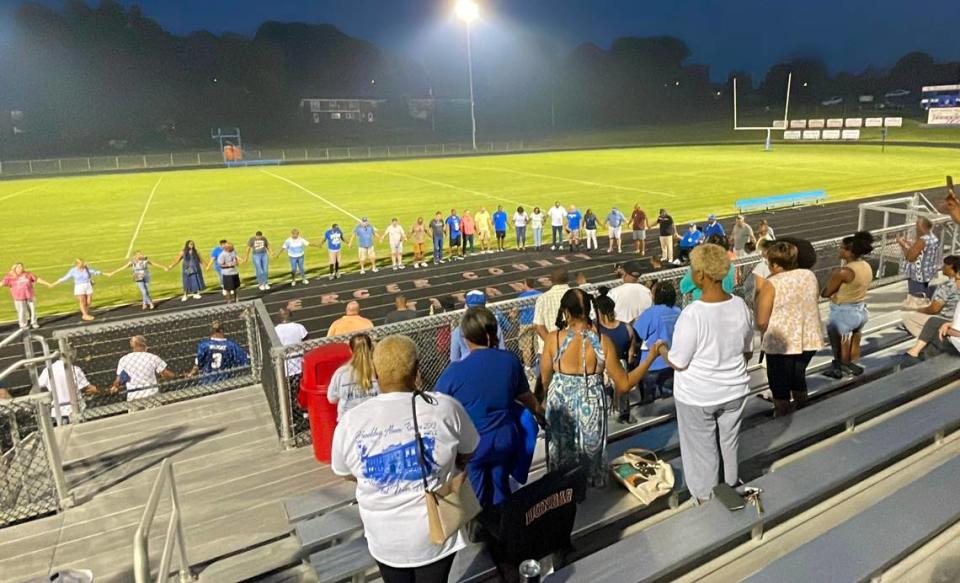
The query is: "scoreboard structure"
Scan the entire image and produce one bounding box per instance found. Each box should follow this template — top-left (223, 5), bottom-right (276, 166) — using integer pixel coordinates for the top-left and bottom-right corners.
top-left (300, 98), bottom-right (384, 124)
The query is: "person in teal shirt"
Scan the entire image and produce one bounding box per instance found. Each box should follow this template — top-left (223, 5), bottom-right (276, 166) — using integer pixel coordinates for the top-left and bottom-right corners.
top-left (680, 236), bottom-right (735, 300)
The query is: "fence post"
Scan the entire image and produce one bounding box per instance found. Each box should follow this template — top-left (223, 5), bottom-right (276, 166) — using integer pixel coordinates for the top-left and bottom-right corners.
top-left (21, 333), bottom-right (39, 390)
top-left (304, 148), bottom-right (309, 160)
top-left (368, 146), bottom-right (372, 159)
top-left (58, 159), bottom-right (63, 172)
top-left (325, 148), bottom-right (330, 160)
top-left (28, 160), bottom-right (33, 174)
top-left (170, 153), bottom-right (175, 167)
top-left (57, 337), bottom-right (82, 424)
top-left (281, 149), bottom-right (286, 161)
top-left (274, 351), bottom-right (295, 449)
top-left (36, 399), bottom-right (75, 509)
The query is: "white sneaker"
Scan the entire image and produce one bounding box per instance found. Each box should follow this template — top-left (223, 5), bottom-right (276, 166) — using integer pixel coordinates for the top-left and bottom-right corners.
top-left (222, 289), bottom-right (227, 296)
top-left (399, 264), bottom-right (406, 270)
top-left (192, 293), bottom-right (202, 299)
top-left (291, 280), bottom-right (297, 287)
top-left (414, 263), bottom-right (420, 269)
top-left (264, 284), bottom-right (270, 290)
top-left (302, 278), bottom-right (309, 284)
top-left (392, 265), bottom-right (398, 271)
top-left (550, 246), bottom-right (556, 250)
top-left (258, 284), bottom-right (264, 291)
top-left (372, 268), bottom-right (380, 273)
top-left (335, 273), bottom-right (342, 279)
top-left (181, 295), bottom-right (188, 302)
top-left (360, 270), bottom-right (366, 275)
top-left (329, 275), bottom-right (335, 281)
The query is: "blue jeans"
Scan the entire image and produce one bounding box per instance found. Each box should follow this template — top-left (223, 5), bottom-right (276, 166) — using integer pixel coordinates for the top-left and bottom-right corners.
top-left (533, 227), bottom-right (543, 248)
top-left (516, 226), bottom-right (527, 247)
top-left (136, 278), bottom-right (152, 304)
top-left (433, 235), bottom-right (444, 262)
top-left (252, 253), bottom-right (269, 285)
top-left (289, 256), bottom-right (305, 279)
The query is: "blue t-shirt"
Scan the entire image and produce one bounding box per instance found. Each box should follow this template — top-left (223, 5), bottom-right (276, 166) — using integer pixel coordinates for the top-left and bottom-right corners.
top-left (354, 224), bottom-right (375, 248)
top-left (567, 210), bottom-right (582, 230)
top-left (680, 266), bottom-right (736, 301)
top-left (435, 348), bottom-right (528, 434)
top-left (196, 337), bottom-right (249, 382)
top-left (450, 325), bottom-right (506, 362)
top-left (493, 211), bottom-right (508, 232)
top-left (210, 247), bottom-right (224, 272)
top-left (585, 214), bottom-right (598, 230)
top-left (703, 222), bottom-right (725, 239)
top-left (518, 289), bottom-right (543, 324)
top-left (446, 216), bottom-right (462, 237)
top-left (680, 230), bottom-right (704, 248)
top-left (607, 210), bottom-right (625, 228)
top-left (324, 228), bottom-right (344, 251)
top-left (632, 304), bottom-right (681, 370)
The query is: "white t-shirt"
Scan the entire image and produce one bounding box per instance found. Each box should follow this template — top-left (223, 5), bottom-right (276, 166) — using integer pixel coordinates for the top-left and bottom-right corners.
top-left (513, 212), bottom-right (529, 227)
top-left (385, 224), bottom-right (405, 244)
top-left (116, 352), bottom-right (168, 400)
top-left (275, 322), bottom-right (308, 376)
top-left (548, 206), bottom-right (566, 227)
top-left (283, 237), bottom-right (309, 258)
top-left (38, 360), bottom-right (89, 417)
top-left (607, 282), bottom-right (653, 324)
top-left (331, 392), bottom-right (480, 568)
top-left (529, 213), bottom-right (544, 229)
top-left (668, 297), bottom-right (754, 407)
top-left (327, 364), bottom-right (381, 420)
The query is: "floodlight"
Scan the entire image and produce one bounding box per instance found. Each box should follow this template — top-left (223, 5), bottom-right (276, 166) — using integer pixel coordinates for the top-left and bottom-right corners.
top-left (456, 0), bottom-right (479, 23)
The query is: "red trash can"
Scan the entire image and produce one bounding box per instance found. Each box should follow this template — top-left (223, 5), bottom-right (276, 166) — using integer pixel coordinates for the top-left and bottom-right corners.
top-left (298, 343), bottom-right (352, 463)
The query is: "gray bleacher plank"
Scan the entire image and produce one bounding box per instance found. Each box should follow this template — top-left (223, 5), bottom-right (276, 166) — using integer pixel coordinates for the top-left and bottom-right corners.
top-left (309, 537), bottom-right (376, 583)
top-left (285, 481), bottom-right (357, 522)
top-left (551, 379), bottom-right (960, 582)
top-left (742, 455), bottom-right (960, 583)
top-left (296, 504), bottom-right (363, 552)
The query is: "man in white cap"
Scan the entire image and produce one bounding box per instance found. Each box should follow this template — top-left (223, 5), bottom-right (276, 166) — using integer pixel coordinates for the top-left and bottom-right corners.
top-left (449, 290), bottom-right (506, 362)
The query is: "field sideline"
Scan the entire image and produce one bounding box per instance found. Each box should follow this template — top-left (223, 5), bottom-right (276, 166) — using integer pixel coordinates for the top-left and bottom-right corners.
top-left (1, 142), bottom-right (957, 323)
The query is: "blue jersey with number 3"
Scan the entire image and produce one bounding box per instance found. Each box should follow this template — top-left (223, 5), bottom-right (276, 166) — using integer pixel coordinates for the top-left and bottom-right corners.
top-left (196, 338), bottom-right (249, 382)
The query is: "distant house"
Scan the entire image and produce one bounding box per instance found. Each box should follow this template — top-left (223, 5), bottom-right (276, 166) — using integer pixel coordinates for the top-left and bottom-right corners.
top-left (300, 98), bottom-right (385, 124)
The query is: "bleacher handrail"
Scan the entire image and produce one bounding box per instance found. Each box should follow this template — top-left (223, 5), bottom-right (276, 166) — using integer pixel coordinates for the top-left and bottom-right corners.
top-left (133, 457), bottom-right (193, 583)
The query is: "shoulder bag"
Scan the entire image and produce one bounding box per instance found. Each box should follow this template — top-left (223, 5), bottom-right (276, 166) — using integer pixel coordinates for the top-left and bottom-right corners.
top-left (609, 448), bottom-right (675, 506)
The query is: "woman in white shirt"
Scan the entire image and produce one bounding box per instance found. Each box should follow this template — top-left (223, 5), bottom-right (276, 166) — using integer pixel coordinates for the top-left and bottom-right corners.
top-left (654, 244), bottom-right (755, 501)
top-left (513, 206), bottom-right (530, 251)
top-left (529, 207), bottom-right (544, 251)
top-left (327, 333), bottom-right (380, 420)
top-left (331, 335), bottom-right (479, 583)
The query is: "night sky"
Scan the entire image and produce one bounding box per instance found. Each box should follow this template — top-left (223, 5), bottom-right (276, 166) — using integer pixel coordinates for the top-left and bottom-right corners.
top-left (1, 0), bottom-right (958, 80)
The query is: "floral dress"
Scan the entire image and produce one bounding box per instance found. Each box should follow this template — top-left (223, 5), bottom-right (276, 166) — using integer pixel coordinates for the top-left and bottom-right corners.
top-left (546, 329), bottom-right (609, 487)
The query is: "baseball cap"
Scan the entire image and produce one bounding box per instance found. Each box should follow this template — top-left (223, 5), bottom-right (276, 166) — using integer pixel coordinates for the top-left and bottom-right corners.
top-left (465, 290), bottom-right (487, 308)
top-left (622, 260), bottom-right (644, 278)
top-left (361, 216), bottom-right (368, 222)
top-left (708, 214), bottom-right (717, 220)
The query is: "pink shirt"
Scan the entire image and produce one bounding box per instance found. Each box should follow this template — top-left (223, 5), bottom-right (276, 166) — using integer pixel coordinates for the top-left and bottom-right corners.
top-left (462, 215), bottom-right (476, 235)
top-left (3, 272), bottom-right (38, 301)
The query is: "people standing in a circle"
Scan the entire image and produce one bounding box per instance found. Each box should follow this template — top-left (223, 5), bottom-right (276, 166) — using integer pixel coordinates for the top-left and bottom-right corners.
top-left (170, 240), bottom-right (205, 301)
top-left (321, 223), bottom-right (345, 280)
top-left (107, 251), bottom-right (167, 310)
top-left (278, 229), bottom-right (310, 286)
top-left (244, 231), bottom-right (271, 291)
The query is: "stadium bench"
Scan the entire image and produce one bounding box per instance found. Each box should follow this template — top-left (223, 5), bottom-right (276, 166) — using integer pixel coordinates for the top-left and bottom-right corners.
top-left (296, 504), bottom-right (362, 553)
top-left (225, 159), bottom-right (282, 167)
top-left (735, 189), bottom-right (826, 213)
top-left (550, 360), bottom-right (960, 582)
top-left (741, 454), bottom-right (960, 583)
top-left (284, 481), bottom-right (355, 523)
top-left (308, 537), bottom-right (373, 583)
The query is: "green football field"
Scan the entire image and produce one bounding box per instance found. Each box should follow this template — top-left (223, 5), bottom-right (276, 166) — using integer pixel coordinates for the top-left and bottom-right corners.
top-left (2, 142), bottom-right (958, 323)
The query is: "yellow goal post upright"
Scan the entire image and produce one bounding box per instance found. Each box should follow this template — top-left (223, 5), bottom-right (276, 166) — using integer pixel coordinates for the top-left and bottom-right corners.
top-left (733, 72), bottom-right (793, 152)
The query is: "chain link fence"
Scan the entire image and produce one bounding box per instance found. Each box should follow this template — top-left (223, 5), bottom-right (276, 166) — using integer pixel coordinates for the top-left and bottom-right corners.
top-left (53, 303), bottom-right (262, 420)
top-left (0, 393), bottom-right (69, 527)
top-left (0, 141), bottom-right (527, 178)
top-left (270, 218), bottom-right (959, 447)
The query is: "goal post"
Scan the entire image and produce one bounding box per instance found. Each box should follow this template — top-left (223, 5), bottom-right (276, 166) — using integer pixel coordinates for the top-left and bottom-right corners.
top-left (733, 73), bottom-right (793, 151)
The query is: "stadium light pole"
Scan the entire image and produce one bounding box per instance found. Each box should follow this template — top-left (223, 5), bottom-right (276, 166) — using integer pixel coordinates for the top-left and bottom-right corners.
top-left (456, 0), bottom-right (479, 150)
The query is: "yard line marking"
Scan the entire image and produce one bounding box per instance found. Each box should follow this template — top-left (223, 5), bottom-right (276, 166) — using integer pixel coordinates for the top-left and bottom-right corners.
top-left (261, 170), bottom-right (361, 222)
top-left (0, 183), bottom-right (45, 203)
top-left (125, 177), bottom-right (163, 258)
top-left (369, 167), bottom-right (536, 208)
top-left (448, 163), bottom-right (678, 198)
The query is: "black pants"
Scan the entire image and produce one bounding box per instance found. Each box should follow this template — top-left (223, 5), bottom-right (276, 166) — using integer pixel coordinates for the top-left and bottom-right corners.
top-left (377, 554), bottom-right (456, 583)
top-left (765, 351), bottom-right (816, 401)
top-left (552, 226), bottom-right (564, 247)
top-left (677, 246), bottom-right (695, 263)
top-left (918, 316), bottom-right (958, 357)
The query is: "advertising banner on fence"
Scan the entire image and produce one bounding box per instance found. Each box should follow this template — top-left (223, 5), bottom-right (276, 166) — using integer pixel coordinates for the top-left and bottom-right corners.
top-left (772, 120), bottom-right (787, 129)
top-left (884, 117), bottom-right (903, 127)
top-left (790, 120), bottom-right (807, 129)
top-left (827, 118), bottom-right (844, 128)
top-left (928, 107), bottom-right (960, 126)
top-left (842, 129), bottom-right (861, 140)
top-left (803, 130), bottom-right (821, 140)
top-left (822, 129), bottom-right (841, 140)
top-left (783, 130), bottom-right (802, 140)
top-left (808, 119), bottom-right (826, 129)
top-left (845, 118), bottom-right (863, 128)
top-left (865, 117), bottom-right (884, 127)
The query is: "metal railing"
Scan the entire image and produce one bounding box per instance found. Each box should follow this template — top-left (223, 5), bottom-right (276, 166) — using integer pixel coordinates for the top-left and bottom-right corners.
top-left (267, 216), bottom-right (957, 447)
top-left (0, 141), bottom-right (528, 178)
top-left (133, 458), bottom-right (193, 583)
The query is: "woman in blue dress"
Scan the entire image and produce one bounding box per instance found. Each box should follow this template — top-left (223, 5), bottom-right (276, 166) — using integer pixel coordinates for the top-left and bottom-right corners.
top-left (169, 240), bottom-right (206, 301)
top-left (540, 288), bottom-right (660, 487)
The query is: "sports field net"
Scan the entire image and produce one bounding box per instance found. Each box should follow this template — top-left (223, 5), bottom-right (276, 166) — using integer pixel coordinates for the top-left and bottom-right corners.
top-left (52, 303), bottom-right (261, 420)
top-left (274, 219), bottom-right (960, 447)
top-left (0, 394), bottom-right (60, 527)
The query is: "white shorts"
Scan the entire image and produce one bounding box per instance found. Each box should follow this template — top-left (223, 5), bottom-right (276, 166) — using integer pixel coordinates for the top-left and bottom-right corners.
top-left (359, 247), bottom-right (375, 260)
top-left (74, 282), bottom-right (94, 296)
top-left (389, 240), bottom-right (404, 254)
top-left (609, 226), bottom-right (622, 239)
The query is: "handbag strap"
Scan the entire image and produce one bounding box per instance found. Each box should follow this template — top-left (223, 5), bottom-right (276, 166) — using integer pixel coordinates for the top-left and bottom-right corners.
top-left (411, 390), bottom-right (438, 493)
top-left (625, 448), bottom-right (660, 464)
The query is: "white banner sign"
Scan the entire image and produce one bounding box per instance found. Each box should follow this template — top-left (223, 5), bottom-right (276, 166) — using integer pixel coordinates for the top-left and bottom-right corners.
top-left (803, 130), bottom-right (821, 140)
top-left (845, 118), bottom-right (863, 128)
top-left (827, 118), bottom-right (844, 128)
top-left (808, 119), bottom-right (826, 129)
top-left (790, 119), bottom-right (807, 129)
top-left (927, 108), bottom-right (960, 126)
top-left (783, 130), bottom-right (802, 140)
top-left (865, 117), bottom-right (884, 127)
top-left (822, 129), bottom-right (841, 140)
top-left (884, 117), bottom-right (903, 127)
top-left (842, 129), bottom-right (861, 140)
top-left (772, 120), bottom-right (787, 129)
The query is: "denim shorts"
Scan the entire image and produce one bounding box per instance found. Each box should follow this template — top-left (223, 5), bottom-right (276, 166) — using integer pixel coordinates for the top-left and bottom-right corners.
top-left (828, 302), bottom-right (869, 335)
